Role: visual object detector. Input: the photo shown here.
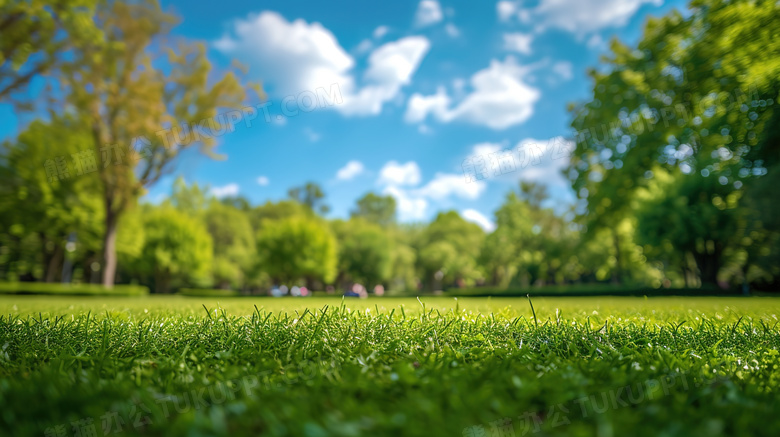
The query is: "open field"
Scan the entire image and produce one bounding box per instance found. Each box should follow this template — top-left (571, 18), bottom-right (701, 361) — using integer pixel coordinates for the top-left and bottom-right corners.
top-left (2, 296), bottom-right (780, 436)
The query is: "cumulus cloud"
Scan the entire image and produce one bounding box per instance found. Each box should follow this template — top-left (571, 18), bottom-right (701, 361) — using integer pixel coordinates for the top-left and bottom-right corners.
top-left (503, 32), bottom-right (533, 54)
top-left (416, 173), bottom-right (486, 200)
top-left (405, 57), bottom-right (540, 130)
top-left (256, 176), bottom-right (269, 186)
top-left (415, 0), bottom-right (444, 27)
top-left (214, 12), bottom-right (430, 117)
top-left (462, 209), bottom-right (496, 232)
top-left (472, 142), bottom-right (504, 157)
top-left (336, 160), bottom-right (365, 181)
top-left (496, 1), bottom-right (518, 21)
top-left (535, 0), bottom-right (662, 34)
top-left (210, 183), bottom-right (240, 198)
top-left (497, 0), bottom-right (660, 34)
top-left (378, 161), bottom-right (422, 186)
top-left (340, 36), bottom-right (431, 116)
top-left (511, 136), bottom-right (574, 189)
top-left (377, 160), bottom-right (488, 222)
top-left (383, 185), bottom-right (429, 221)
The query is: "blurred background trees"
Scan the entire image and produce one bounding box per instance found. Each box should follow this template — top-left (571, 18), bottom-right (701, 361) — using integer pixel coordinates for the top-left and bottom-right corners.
top-left (0, 0), bottom-right (778, 294)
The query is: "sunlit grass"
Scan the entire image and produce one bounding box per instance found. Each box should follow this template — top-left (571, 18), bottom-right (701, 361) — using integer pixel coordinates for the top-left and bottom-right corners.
top-left (1, 296), bottom-right (779, 436)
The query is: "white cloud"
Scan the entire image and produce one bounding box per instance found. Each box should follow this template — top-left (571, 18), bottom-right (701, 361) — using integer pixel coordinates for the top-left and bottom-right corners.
top-left (512, 136), bottom-right (574, 189)
top-left (445, 23), bottom-right (460, 38)
top-left (417, 173), bottom-right (486, 200)
top-left (214, 12), bottom-right (430, 117)
top-left (503, 32), bottom-right (533, 54)
top-left (378, 161), bottom-right (422, 186)
top-left (214, 11), bottom-right (352, 96)
top-left (405, 87), bottom-right (450, 123)
top-left (462, 209), bottom-right (496, 232)
top-left (405, 57), bottom-right (540, 130)
top-left (534, 0), bottom-right (662, 34)
top-left (373, 25), bottom-right (389, 39)
top-left (497, 1), bottom-right (518, 21)
top-left (376, 160), bottom-right (488, 222)
top-left (415, 0), bottom-right (443, 27)
top-left (210, 183), bottom-right (240, 198)
top-left (256, 176), bottom-right (269, 186)
top-left (339, 36), bottom-right (431, 116)
top-left (552, 61), bottom-right (573, 80)
top-left (383, 185), bottom-right (428, 221)
top-left (336, 160), bottom-right (365, 181)
top-left (472, 142), bottom-right (503, 157)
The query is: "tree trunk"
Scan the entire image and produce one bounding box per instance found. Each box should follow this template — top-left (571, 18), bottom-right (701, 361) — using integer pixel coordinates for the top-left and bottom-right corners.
top-left (101, 204), bottom-right (119, 288)
top-left (45, 242), bottom-right (64, 283)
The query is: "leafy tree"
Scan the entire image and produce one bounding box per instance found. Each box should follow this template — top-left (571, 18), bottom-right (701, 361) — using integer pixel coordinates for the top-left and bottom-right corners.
top-left (203, 202), bottom-right (255, 289)
top-left (0, 117), bottom-right (103, 282)
top-left (417, 211), bottom-right (484, 289)
top-left (350, 192), bottom-right (396, 226)
top-left (131, 206), bottom-right (212, 293)
top-left (57, 0), bottom-right (257, 287)
top-left (567, 0), bottom-right (780, 286)
top-left (288, 182), bottom-right (330, 215)
top-left (0, 0), bottom-right (101, 103)
top-left (635, 168), bottom-right (741, 285)
top-left (255, 216), bottom-right (337, 287)
top-left (331, 219), bottom-right (392, 289)
top-left (251, 200), bottom-right (311, 230)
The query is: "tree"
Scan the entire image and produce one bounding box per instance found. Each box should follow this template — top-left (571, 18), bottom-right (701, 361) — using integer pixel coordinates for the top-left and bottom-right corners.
top-left (255, 216), bottom-right (337, 287)
top-left (331, 219), bottom-right (392, 289)
top-left (250, 199), bottom-right (311, 230)
top-left (0, 0), bottom-right (101, 103)
top-left (0, 116), bottom-right (103, 282)
top-left (203, 202), bottom-right (255, 289)
top-left (635, 168), bottom-right (740, 285)
top-left (417, 211), bottom-right (484, 289)
top-left (58, 0), bottom-right (258, 287)
top-left (350, 192), bottom-right (396, 226)
top-left (566, 0), bottom-right (780, 286)
top-left (132, 207), bottom-right (213, 293)
top-left (288, 182), bottom-right (330, 215)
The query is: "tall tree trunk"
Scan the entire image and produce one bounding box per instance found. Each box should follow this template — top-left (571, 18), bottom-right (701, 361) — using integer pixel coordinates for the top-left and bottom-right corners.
top-left (45, 242), bottom-right (64, 283)
top-left (101, 203), bottom-right (119, 288)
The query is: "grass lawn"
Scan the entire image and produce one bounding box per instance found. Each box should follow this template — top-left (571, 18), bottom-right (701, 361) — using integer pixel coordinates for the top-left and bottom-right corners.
top-left (1, 295), bottom-right (779, 436)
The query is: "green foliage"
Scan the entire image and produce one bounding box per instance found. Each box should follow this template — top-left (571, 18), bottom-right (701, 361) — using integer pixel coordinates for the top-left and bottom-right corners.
top-left (567, 0), bottom-right (780, 287)
top-left (331, 218), bottom-right (392, 288)
top-left (130, 207), bottom-right (213, 293)
top-left (203, 202), bottom-right (256, 289)
top-left (256, 216), bottom-right (338, 285)
top-left (418, 211), bottom-right (484, 289)
top-left (287, 182), bottom-right (330, 215)
top-left (350, 192), bottom-right (397, 226)
top-left (0, 116), bottom-right (103, 282)
top-left (0, 0), bottom-right (102, 103)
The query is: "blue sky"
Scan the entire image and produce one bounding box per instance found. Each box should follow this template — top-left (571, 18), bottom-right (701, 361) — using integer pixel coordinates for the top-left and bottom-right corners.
top-left (2, 0), bottom-right (689, 231)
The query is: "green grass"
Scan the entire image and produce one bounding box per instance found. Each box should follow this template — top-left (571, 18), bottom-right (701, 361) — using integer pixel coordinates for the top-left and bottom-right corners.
top-left (0, 282), bottom-right (149, 296)
top-left (1, 295), bottom-right (779, 436)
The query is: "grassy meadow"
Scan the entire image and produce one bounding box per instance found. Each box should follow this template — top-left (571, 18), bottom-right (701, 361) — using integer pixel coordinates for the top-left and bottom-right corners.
top-left (1, 295), bottom-right (779, 436)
